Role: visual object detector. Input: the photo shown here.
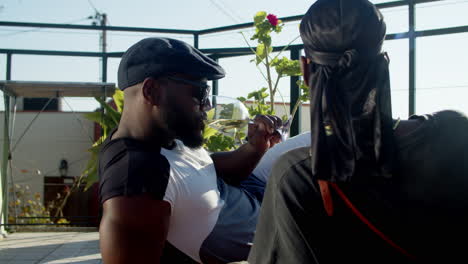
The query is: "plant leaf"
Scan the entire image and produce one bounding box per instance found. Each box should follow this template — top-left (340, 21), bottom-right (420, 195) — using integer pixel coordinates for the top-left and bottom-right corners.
top-left (84, 164), bottom-right (98, 190)
top-left (94, 97), bottom-right (121, 126)
top-left (256, 43), bottom-right (267, 65)
top-left (83, 112), bottom-right (105, 125)
top-left (203, 125), bottom-right (218, 139)
top-left (254, 11), bottom-right (267, 25)
top-left (112, 89), bottom-right (124, 113)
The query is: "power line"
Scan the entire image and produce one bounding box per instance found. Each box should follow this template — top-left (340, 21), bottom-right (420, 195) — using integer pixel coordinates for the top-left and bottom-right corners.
top-left (0, 29), bottom-right (97, 37)
top-left (0, 26), bottom-right (180, 38)
top-left (87, 0), bottom-right (100, 14)
top-left (216, 0), bottom-right (244, 22)
top-left (0, 17), bottom-right (90, 37)
top-left (207, 0), bottom-right (241, 24)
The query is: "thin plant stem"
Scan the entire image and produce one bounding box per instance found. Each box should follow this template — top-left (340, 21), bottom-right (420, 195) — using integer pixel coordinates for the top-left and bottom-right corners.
top-left (290, 97), bottom-right (302, 123)
top-left (276, 87), bottom-right (289, 117)
top-left (265, 49), bottom-right (275, 112)
top-left (271, 35), bottom-right (301, 62)
top-left (240, 31), bottom-right (270, 83)
top-left (272, 74), bottom-right (281, 95)
top-left (53, 171), bottom-right (86, 218)
top-left (239, 32), bottom-right (268, 67)
top-left (255, 64), bottom-right (269, 83)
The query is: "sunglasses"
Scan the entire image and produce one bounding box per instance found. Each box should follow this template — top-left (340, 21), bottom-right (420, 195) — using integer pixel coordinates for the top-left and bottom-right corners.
top-left (166, 76), bottom-right (211, 110)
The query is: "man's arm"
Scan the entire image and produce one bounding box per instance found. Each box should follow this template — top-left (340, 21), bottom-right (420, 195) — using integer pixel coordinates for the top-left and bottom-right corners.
top-left (211, 141), bottom-right (265, 185)
top-left (211, 115), bottom-right (281, 185)
top-left (99, 194), bottom-right (171, 264)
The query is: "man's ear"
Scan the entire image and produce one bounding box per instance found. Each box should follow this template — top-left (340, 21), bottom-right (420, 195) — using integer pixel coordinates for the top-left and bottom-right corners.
top-left (142, 78), bottom-right (161, 106)
top-left (300, 56), bottom-right (310, 88)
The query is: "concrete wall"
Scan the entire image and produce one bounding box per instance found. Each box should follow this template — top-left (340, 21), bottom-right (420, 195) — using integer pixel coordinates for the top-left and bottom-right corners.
top-left (0, 112), bottom-right (95, 204)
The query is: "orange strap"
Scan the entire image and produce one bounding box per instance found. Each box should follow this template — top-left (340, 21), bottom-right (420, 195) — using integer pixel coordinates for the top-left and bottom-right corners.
top-left (318, 180), bottom-right (416, 260)
top-left (318, 180), bottom-right (334, 216)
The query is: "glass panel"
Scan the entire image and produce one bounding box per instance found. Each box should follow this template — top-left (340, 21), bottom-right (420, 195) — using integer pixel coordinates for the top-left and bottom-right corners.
top-left (0, 92), bottom-right (4, 111)
top-left (199, 30), bottom-right (255, 49)
top-left (218, 51), bottom-right (292, 102)
top-left (107, 33), bottom-right (194, 52)
top-left (107, 58), bottom-right (121, 86)
top-left (0, 54), bottom-right (5, 80)
top-left (12, 55), bottom-right (100, 82)
top-left (416, 33), bottom-right (468, 115)
top-left (217, 54), bottom-right (262, 99)
top-left (61, 57), bottom-right (121, 112)
top-left (371, 0), bottom-right (403, 4)
top-left (0, 28), bottom-right (100, 51)
top-left (10, 55), bottom-right (102, 112)
top-left (199, 20), bottom-right (302, 49)
top-left (61, 97), bottom-right (100, 112)
top-left (416, 0), bottom-right (468, 31)
top-left (0, 27), bottom-right (195, 52)
top-left (299, 102), bottom-right (310, 133)
top-left (0, 95), bottom-right (4, 111)
top-left (383, 38), bottom-right (409, 119)
top-left (0, 54), bottom-right (5, 111)
top-left (380, 6), bottom-right (409, 35)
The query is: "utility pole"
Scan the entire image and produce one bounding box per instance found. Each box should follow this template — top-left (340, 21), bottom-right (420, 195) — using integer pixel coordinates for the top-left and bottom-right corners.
top-left (100, 13), bottom-right (107, 82)
top-left (89, 12), bottom-right (107, 82)
top-left (100, 13), bottom-right (107, 54)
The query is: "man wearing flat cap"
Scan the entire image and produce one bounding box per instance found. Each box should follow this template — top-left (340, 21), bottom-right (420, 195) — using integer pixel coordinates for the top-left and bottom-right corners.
top-left (98, 37), bottom-right (281, 264)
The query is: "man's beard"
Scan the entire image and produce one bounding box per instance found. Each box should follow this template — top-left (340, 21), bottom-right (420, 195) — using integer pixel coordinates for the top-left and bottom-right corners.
top-left (163, 103), bottom-right (205, 148)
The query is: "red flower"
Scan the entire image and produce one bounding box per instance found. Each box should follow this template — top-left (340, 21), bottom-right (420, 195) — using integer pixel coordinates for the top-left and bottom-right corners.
top-left (267, 14), bottom-right (279, 27)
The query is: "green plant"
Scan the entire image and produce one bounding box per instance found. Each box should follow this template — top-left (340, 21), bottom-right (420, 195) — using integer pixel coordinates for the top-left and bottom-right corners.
top-left (204, 12), bottom-right (310, 152)
top-left (8, 184), bottom-right (53, 225)
top-left (240, 11), bottom-right (310, 122)
top-left (82, 89), bottom-right (123, 189)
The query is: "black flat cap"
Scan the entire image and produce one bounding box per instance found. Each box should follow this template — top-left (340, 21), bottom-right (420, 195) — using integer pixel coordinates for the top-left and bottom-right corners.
top-left (118, 37), bottom-right (225, 90)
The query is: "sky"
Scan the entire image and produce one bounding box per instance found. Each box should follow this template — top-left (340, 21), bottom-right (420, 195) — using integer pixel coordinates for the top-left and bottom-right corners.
top-left (0, 0), bottom-right (467, 120)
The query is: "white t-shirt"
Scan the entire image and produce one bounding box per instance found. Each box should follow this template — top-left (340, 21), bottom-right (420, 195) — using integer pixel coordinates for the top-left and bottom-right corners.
top-left (161, 140), bottom-right (223, 262)
top-left (99, 135), bottom-right (258, 263)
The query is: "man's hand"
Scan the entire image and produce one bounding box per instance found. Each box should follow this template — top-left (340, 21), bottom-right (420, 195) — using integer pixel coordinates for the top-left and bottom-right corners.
top-left (247, 115), bottom-right (283, 154)
top-left (211, 114), bottom-right (283, 185)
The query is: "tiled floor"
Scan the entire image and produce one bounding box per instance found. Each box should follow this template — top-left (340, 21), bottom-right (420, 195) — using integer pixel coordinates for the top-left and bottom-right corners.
top-left (0, 232), bottom-right (101, 264)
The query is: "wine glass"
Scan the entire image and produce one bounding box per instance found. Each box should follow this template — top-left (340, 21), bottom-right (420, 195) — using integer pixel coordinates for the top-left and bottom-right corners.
top-left (205, 95), bottom-right (292, 141)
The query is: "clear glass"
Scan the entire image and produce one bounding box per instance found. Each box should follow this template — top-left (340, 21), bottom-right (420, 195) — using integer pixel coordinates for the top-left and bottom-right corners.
top-left (207, 95), bottom-right (292, 141)
top-left (416, 33), bottom-right (468, 115)
top-left (380, 6), bottom-right (409, 35)
top-left (370, 0), bottom-right (403, 4)
top-left (217, 51), bottom-right (292, 103)
top-left (0, 53), bottom-right (5, 111)
top-left (0, 28), bottom-right (99, 51)
top-left (383, 39), bottom-right (409, 119)
top-left (416, 0), bottom-right (468, 31)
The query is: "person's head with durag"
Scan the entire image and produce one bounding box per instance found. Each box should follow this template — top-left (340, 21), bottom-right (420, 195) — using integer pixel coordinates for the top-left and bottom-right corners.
top-left (300, 0), bottom-right (395, 183)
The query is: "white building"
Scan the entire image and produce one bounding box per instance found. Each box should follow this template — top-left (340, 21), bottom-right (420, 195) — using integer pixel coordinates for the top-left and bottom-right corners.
top-left (0, 81), bottom-right (115, 235)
